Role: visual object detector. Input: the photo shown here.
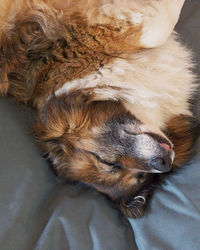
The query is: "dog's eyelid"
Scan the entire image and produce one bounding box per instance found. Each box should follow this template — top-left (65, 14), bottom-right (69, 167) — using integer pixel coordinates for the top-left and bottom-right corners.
top-left (97, 157), bottom-right (125, 170)
top-left (123, 129), bottom-right (137, 136)
top-left (89, 151), bottom-right (126, 170)
top-left (112, 162), bottom-right (126, 170)
top-left (75, 148), bottom-right (126, 170)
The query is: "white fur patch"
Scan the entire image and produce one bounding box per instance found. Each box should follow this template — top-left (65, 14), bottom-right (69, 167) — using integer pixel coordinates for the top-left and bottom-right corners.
top-left (55, 33), bottom-right (195, 133)
top-left (134, 134), bottom-right (157, 160)
top-left (118, 11), bottom-right (143, 25)
top-left (141, 0), bottom-right (186, 47)
top-left (130, 12), bottom-right (143, 25)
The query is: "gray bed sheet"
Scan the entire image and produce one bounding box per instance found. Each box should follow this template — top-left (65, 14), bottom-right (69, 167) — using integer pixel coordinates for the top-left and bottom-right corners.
top-left (0, 0), bottom-right (200, 250)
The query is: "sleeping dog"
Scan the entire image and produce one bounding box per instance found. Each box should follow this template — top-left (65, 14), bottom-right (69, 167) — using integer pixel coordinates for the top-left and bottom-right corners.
top-left (0, 0), bottom-right (199, 218)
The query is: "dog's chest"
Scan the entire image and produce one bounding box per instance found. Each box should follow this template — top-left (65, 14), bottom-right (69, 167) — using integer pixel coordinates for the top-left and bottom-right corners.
top-left (55, 35), bottom-right (195, 128)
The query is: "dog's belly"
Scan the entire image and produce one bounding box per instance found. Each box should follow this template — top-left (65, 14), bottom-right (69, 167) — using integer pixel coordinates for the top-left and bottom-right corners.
top-left (55, 33), bottom-right (196, 130)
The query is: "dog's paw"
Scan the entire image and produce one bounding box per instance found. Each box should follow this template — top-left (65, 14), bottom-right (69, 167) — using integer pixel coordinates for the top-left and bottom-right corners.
top-left (119, 195), bottom-right (146, 218)
top-left (118, 189), bottom-right (153, 218)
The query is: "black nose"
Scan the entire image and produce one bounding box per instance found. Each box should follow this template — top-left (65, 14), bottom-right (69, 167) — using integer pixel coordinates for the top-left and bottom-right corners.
top-left (150, 156), bottom-right (172, 173)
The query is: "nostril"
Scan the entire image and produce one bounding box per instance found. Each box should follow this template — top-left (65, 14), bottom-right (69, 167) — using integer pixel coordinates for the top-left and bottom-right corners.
top-left (151, 157), bottom-right (165, 168)
top-left (150, 157), bottom-right (171, 173)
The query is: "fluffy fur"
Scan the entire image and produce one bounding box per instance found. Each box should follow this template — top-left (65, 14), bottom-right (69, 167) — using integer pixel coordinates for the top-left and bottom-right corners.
top-left (0, 0), bottom-right (199, 218)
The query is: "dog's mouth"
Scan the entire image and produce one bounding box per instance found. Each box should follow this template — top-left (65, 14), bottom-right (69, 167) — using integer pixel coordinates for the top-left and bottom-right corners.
top-left (143, 131), bottom-right (173, 149)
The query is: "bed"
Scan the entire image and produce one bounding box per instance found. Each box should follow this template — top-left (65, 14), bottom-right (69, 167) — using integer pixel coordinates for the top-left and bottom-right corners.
top-left (0, 0), bottom-right (199, 249)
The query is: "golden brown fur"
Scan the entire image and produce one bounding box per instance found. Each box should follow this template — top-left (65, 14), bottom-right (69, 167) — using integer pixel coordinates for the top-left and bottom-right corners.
top-left (0, 0), bottom-right (199, 218)
top-left (0, 0), bottom-right (143, 108)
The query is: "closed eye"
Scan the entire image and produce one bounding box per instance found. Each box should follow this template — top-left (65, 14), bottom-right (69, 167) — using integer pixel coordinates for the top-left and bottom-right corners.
top-left (90, 151), bottom-right (125, 170)
top-left (123, 129), bottom-right (137, 136)
top-left (76, 148), bottom-right (125, 170)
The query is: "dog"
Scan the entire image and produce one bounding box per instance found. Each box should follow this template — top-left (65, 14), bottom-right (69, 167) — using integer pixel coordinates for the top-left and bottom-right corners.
top-left (0, 0), bottom-right (199, 218)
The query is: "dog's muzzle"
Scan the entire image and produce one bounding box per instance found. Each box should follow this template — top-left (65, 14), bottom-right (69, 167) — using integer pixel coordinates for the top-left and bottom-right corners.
top-left (133, 133), bottom-right (175, 173)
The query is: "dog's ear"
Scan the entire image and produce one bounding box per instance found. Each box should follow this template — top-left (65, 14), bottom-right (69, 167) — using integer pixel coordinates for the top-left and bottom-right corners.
top-left (34, 91), bottom-right (91, 139)
top-left (32, 91), bottom-right (92, 164)
top-left (166, 115), bottom-right (200, 167)
top-left (32, 91), bottom-right (94, 177)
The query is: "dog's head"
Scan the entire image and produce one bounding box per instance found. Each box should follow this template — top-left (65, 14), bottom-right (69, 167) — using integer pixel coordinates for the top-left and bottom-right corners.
top-left (34, 91), bottom-right (174, 217)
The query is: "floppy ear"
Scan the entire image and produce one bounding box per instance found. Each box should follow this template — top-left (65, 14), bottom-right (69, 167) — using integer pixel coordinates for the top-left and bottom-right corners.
top-left (166, 115), bottom-right (200, 167)
top-left (33, 91), bottom-right (90, 139)
top-left (32, 91), bottom-right (92, 162)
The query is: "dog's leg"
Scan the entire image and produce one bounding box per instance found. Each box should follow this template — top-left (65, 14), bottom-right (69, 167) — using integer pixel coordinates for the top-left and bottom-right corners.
top-left (140, 0), bottom-right (185, 48)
